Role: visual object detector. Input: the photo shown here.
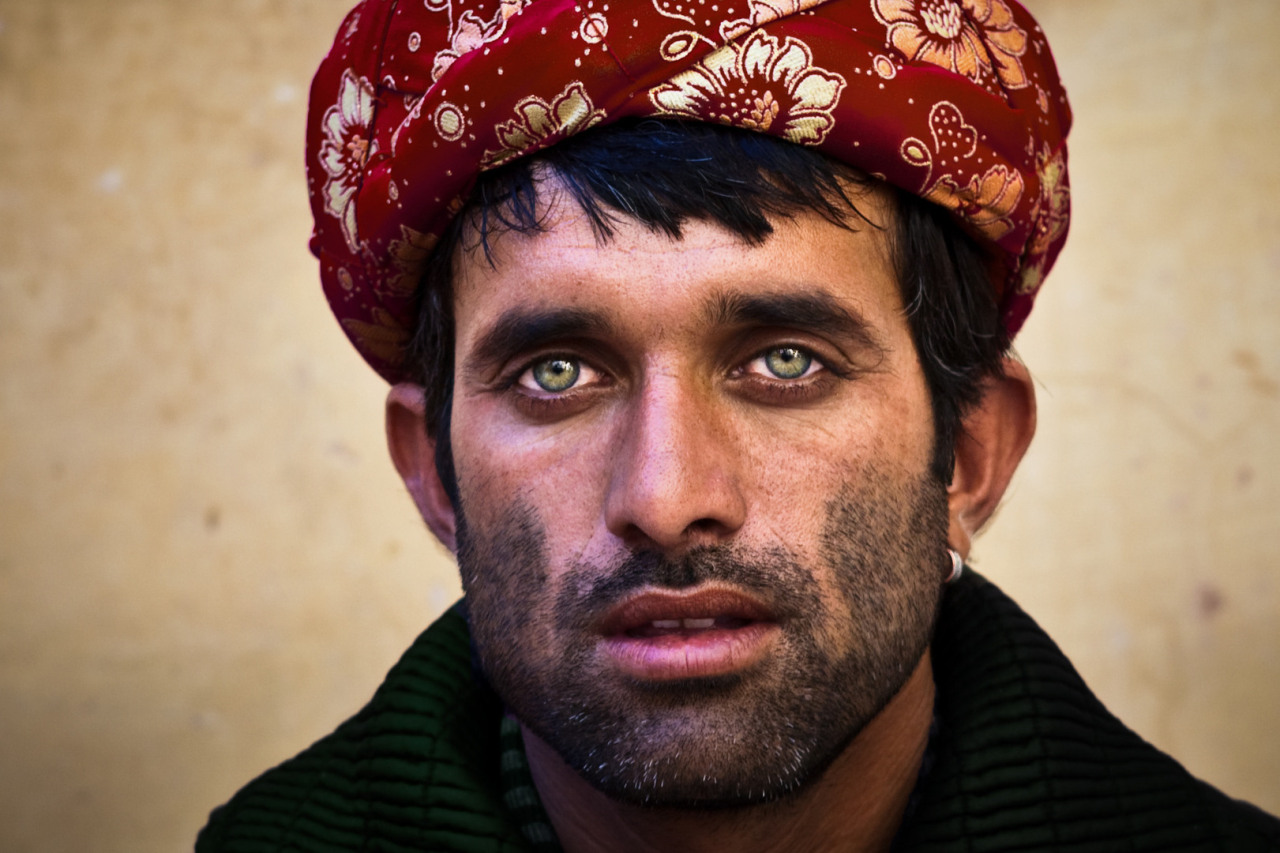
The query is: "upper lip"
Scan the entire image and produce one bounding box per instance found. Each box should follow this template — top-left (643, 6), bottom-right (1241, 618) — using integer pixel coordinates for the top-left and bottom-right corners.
top-left (597, 586), bottom-right (776, 636)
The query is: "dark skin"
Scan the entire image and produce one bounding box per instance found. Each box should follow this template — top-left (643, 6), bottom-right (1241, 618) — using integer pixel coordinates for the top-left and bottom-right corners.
top-left (387, 181), bottom-right (1036, 852)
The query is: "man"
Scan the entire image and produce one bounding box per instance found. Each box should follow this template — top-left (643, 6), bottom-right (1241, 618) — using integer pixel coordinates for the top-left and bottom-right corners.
top-left (199, 0), bottom-right (1280, 849)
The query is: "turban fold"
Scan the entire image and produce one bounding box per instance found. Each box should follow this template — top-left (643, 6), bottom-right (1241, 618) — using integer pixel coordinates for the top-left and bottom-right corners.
top-left (307, 0), bottom-right (1072, 382)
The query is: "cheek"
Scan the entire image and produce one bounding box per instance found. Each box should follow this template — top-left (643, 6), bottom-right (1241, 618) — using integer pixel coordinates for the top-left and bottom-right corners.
top-left (733, 386), bottom-right (934, 526)
top-left (451, 401), bottom-right (617, 561)
top-left (452, 494), bottom-right (568, 697)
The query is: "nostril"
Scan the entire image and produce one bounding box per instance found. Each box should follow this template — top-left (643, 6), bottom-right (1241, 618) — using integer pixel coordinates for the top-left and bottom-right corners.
top-left (687, 516), bottom-right (732, 538)
top-left (609, 513), bottom-right (740, 554)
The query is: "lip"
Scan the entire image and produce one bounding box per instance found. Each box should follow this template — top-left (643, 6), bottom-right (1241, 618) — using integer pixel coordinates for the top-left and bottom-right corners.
top-left (597, 587), bottom-right (780, 682)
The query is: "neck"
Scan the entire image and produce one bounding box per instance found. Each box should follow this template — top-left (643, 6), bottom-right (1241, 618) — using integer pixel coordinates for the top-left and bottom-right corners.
top-left (522, 650), bottom-right (936, 853)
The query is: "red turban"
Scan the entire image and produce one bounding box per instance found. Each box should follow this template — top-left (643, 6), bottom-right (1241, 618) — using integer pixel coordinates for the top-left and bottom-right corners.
top-left (306, 0), bottom-right (1072, 382)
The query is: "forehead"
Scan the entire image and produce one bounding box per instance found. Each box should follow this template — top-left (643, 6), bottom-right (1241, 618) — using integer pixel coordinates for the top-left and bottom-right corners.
top-left (449, 179), bottom-right (905, 346)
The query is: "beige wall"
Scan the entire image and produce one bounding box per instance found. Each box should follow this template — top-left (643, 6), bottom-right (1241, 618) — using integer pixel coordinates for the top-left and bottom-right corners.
top-left (0, 1), bottom-right (1276, 849)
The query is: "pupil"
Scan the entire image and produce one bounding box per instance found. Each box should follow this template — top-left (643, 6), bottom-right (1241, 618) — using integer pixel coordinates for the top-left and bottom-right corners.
top-left (767, 347), bottom-right (810, 379)
top-left (534, 358), bottom-right (579, 392)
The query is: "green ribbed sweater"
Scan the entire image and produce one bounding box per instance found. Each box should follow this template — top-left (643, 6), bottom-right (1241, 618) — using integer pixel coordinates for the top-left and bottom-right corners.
top-left (197, 574), bottom-right (1280, 851)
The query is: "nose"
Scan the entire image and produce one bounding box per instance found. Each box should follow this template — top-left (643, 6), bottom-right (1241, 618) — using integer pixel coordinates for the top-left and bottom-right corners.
top-left (604, 377), bottom-right (747, 551)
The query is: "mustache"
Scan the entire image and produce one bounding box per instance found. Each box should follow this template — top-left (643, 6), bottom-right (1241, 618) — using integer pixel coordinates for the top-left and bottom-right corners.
top-left (555, 544), bottom-right (819, 630)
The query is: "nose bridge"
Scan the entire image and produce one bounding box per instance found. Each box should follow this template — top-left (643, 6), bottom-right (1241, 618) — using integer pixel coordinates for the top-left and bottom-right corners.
top-left (605, 370), bottom-right (746, 549)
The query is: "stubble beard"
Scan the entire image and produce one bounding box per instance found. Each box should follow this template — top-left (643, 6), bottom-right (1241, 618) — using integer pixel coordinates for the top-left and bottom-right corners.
top-left (455, 466), bottom-right (948, 809)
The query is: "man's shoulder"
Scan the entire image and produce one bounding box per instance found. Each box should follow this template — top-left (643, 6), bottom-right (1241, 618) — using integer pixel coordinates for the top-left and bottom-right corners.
top-left (902, 573), bottom-right (1280, 851)
top-left (195, 604), bottom-right (530, 852)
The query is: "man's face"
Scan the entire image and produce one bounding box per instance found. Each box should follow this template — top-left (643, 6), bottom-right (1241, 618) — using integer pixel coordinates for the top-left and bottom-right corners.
top-left (447, 180), bottom-right (947, 807)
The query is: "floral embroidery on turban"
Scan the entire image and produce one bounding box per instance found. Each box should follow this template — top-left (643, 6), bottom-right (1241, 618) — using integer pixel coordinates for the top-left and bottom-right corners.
top-left (649, 32), bottom-right (846, 144)
top-left (306, 0), bottom-right (1071, 381)
top-left (872, 0), bottom-right (1030, 93)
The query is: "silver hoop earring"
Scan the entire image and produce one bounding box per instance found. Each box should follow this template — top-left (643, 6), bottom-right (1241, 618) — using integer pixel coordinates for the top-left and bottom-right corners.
top-left (945, 548), bottom-right (964, 584)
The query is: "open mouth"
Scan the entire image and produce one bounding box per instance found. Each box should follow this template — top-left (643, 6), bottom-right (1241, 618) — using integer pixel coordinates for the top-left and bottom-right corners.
top-left (597, 587), bottom-right (780, 681)
top-left (626, 616), bottom-right (754, 638)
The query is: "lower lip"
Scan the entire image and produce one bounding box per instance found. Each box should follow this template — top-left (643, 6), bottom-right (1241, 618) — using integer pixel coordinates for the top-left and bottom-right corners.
top-left (601, 622), bottom-right (779, 682)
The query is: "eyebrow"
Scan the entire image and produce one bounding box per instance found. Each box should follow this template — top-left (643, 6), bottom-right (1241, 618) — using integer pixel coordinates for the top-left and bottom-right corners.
top-left (464, 307), bottom-right (614, 377)
top-left (705, 290), bottom-right (887, 356)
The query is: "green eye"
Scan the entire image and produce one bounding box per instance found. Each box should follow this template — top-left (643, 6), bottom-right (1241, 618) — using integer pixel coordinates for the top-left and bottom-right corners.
top-left (532, 358), bottom-right (580, 392)
top-left (765, 347), bottom-right (812, 379)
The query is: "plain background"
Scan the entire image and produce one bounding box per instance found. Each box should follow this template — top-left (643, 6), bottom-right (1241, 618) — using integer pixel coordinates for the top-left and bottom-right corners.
top-left (1, 1), bottom-right (1277, 849)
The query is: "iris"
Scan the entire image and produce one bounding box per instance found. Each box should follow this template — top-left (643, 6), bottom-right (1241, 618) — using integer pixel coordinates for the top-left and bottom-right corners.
top-left (533, 358), bottom-right (580, 392)
top-left (765, 347), bottom-right (811, 379)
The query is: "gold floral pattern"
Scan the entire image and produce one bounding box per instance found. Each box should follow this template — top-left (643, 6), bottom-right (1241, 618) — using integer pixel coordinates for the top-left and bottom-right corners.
top-left (719, 0), bottom-right (828, 42)
top-left (342, 308), bottom-right (410, 367)
top-left (482, 82), bottom-right (605, 167)
top-left (901, 100), bottom-right (977, 172)
top-left (319, 70), bottom-right (377, 253)
top-left (1016, 144), bottom-right (1069, 293)
top-left (659, 31), bottom-right (713, 62)
top-left (901, 102), bottom-right (1023, 240)
top-left (307, 0), bottom-right (1070, 379)
top-left (1027, 144), bottom-right (1069, 257)
top-left (924, 164), bottom-right (1024, 240)
top-left (872, 0), bottom-right (1028, 90)
top-left (385, 225), bottom-right (440, 297)
top-left (649, 32), bottom-right (845, 145)
top-left (432, 0), bottom-right (529, 82)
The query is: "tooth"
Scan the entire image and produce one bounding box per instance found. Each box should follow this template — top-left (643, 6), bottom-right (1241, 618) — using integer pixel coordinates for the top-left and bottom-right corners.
top-left (651, 619), bottom-right (680, 629)
top-left (683, 618), bottom-right (715, 629)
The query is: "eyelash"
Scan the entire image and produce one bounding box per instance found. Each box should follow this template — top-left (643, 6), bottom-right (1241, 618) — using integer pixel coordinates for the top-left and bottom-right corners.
top-left (508, 355), bottom-right (600, 392)
top-left (500, 354), bottom-right (606, 419)
top-left (503, 343), bottom-right (842, 417)
top-left (733, 345), bottom-right (838, 403)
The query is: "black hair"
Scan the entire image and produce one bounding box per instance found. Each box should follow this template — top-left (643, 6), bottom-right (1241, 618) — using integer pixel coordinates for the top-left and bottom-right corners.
top-left (408, 119), bottom-right (1010, 499)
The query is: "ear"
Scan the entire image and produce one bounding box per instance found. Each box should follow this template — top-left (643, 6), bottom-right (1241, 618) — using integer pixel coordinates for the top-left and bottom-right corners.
top-left (947, 358), bottom-right (1036, 558)
top-left (386, 382), bottom-right (458, 553)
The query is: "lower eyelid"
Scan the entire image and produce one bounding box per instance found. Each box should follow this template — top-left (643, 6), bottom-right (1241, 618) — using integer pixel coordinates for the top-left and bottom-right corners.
top-left (735, 374), bottom-right (834, 405)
